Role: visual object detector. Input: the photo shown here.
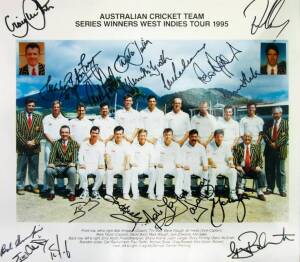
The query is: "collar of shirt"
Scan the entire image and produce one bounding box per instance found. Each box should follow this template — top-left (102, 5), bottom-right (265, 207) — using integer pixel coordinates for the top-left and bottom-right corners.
top-left (243, 143), bottom-right (251, 158)
top-left (28, 64), bottom-right (39, 75)
top-left (267, 64), bottom-right (278, 75)
top-left (273, 118), bottom-right (282, 126)
top-left (50, 113), bottom-right (63, 120)
top-left (62, 139), bottom-right (68, 146)
top-left (26, 112), bottom-right (32, 119)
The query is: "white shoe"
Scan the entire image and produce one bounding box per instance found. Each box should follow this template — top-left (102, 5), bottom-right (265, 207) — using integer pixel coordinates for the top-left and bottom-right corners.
top-left (92, 190), bottom-right (101, 199)
top-left (186, 193), bottom-right (192, 200)
top-left (79, 190), bottom-right (89, 199)
top-left (132, 195), bottom-right (139, 200)
top-left (208, 193), bottom-right (215, 200)
top-left (230, 193), bottom-right (238, 201)
top-left (156, 196), bottom-right (163, 201)
top-left (104, 195), bottom-right (112, 200)
top-left (148, 194), bottom-right (156, 200)
top-left (123, 194), bottom-right (130, 200)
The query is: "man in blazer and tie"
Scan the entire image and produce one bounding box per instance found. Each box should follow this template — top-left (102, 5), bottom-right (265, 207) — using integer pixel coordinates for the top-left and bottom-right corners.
top-left (19, 43), bottom-right (45, 76)
top-left (16, 99), bottom-right (44, 195)
top-left (263, 107), bottom-right (288, 197)
top-left (234, 132), bottom-right (266, 201)
top-left (45, 125), bottom-right (79, 201)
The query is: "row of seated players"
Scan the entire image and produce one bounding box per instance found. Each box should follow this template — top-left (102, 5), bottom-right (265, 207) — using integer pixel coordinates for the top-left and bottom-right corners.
top-left (45, 125), bottom-right (266, 202)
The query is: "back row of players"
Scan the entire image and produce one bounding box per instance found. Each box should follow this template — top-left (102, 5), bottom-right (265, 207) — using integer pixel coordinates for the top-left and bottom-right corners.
top-left (16, 94), bottom-right (288, 202)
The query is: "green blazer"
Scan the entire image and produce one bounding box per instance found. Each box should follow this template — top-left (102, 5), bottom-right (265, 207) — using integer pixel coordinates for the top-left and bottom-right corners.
top-left (16, 111), bottom-right (44, 154)
top-left (19, 63), bottom-right (45, 75)
top-left (263, 118), bottom-right (288, 159)
top-left (233, 143), bottom-right (263, 169)
top-left (48, 139), bottom-right (79, 166)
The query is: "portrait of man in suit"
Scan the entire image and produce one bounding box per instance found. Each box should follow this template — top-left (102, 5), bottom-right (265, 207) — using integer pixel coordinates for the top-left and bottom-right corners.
top-left (263, 106), bottom-right (288, 197)
top-left (16, 99), bottom-right (44, 195)
top-left (260, 43), bottom-right (286, 75)
top-left (19, 42), bottom-right (45, 76)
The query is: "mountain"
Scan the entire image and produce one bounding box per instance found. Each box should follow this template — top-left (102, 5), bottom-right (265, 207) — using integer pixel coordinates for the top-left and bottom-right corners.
top-left (157, 87), bottom-right (255, 113)
top-left (16, 84), bottom-right (158, 114)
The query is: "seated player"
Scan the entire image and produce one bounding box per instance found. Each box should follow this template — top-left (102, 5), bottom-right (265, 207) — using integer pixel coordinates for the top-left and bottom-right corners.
top-left (181, 129), bottom-right (208, 199)
top-left (234, 132), bottom-right (266, 201)
top-left (45, 125), bottom-right (78, 201)
top-left (155, 128), bottom-right (183, 200)
top-left (129, 129), bottom-right (156, 200)
top-left (105, 126), bottom-right (132, 199)
top-left (207, 129), bottom-right (238, 200)
top-left (78, 126), bottom-right (105, 199)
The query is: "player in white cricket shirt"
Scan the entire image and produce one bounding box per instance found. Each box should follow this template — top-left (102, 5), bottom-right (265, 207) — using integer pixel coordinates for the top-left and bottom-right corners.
top-left (115, 94), bottom-right (140, 143)
top-left (155, 128), bottom-right (184, 200)
top-left (239, 102), bottom-right (264, 144)
top-left (140, 95), bottom-right (165, 144)
top-left (105, 126), bottom-right (131, 199)
top-left (78, 126), bottom-right (105, 199)
top-left (181, 129), bottom-right (208, 199)
top-left (129, 129), bottom-right (156, 200)
top-left (165, 97), bottom-right (191, 146)
top-left (69, 103), bottom-right (92, 145)
top-left (191, 101), bottom-right (217, 148)
top-left (42, 100), bottom-right (69, 189)
top-left (207, 129), bottom-right (238, 200)
top-left (93, 102), bottom-right (117, 143)
top-left (217, 105), bottom-right (240, 149)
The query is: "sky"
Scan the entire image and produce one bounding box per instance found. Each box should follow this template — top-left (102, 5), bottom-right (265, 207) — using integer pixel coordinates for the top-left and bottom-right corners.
top-left (16, 40), bottom-right (288, 103)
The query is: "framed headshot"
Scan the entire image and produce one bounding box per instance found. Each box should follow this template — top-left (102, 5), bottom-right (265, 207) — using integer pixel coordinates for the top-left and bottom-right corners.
top-left (19, 42), bottom-right (45, 76)
top-left (260, 42), bottom-right (287, 75)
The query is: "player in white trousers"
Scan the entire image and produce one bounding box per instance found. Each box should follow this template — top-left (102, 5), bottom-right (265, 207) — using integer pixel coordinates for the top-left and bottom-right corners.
top-left (181, 129), bottom-right (208, 199)
top-left (105, 126), bottom-right (132, 199)
top-left (78, 126), bottom-right (105, 199)
top-left (129, 129), bottom-right (156, 200)
top-left (155, 128), bottom-right (184, 200)
top-left (207, 129), bottom-right (238, 200)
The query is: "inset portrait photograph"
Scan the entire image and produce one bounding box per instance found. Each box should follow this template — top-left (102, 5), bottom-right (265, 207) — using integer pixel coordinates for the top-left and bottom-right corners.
top-left (260, 42), bottom-right (286, 75)
top-left (19, 42), bottom-right (45, 76)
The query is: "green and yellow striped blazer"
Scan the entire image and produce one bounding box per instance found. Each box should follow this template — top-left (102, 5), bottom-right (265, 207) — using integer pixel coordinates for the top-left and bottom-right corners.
top-left (233, 143), bottom-right (263, 169)
top-left (48, 139), bottom-right (79, 166)
top-left (16, 111), bottom-right (44, 154)
top-left (263, 118), bottom-right (288, 159)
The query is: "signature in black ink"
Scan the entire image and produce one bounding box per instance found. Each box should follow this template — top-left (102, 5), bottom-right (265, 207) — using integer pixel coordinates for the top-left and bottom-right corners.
top-left (193, 42), bottom-right (242, 84)
top-left (12, 235), bottom-right (70, 262)
top-left (231, 66), bottom-right (261, 95)
top-left (243, 0), bottom-right (290, 39)
top-left (0, 225), bottom-right (71, 261)
top-left (228, 227), bottom-right (295, 259)
top-left (68, 198), bottom-right (100, 223)
top-left (4, 0), bottom-right (54, 38)
top-left (67, 181), bottom-right (246, 231)
top-left (114, 39), bottom-right (152, 73)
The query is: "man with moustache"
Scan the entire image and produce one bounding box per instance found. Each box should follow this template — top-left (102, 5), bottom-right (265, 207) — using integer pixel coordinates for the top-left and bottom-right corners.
top-left (93, 102), bottom-right (117, 143)
top-left (191, 101), bottom-right (217, 148)
top-left (181, 129), bottom-right (208, 199)
top-left (165, 97), bottom-right (191, 146)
